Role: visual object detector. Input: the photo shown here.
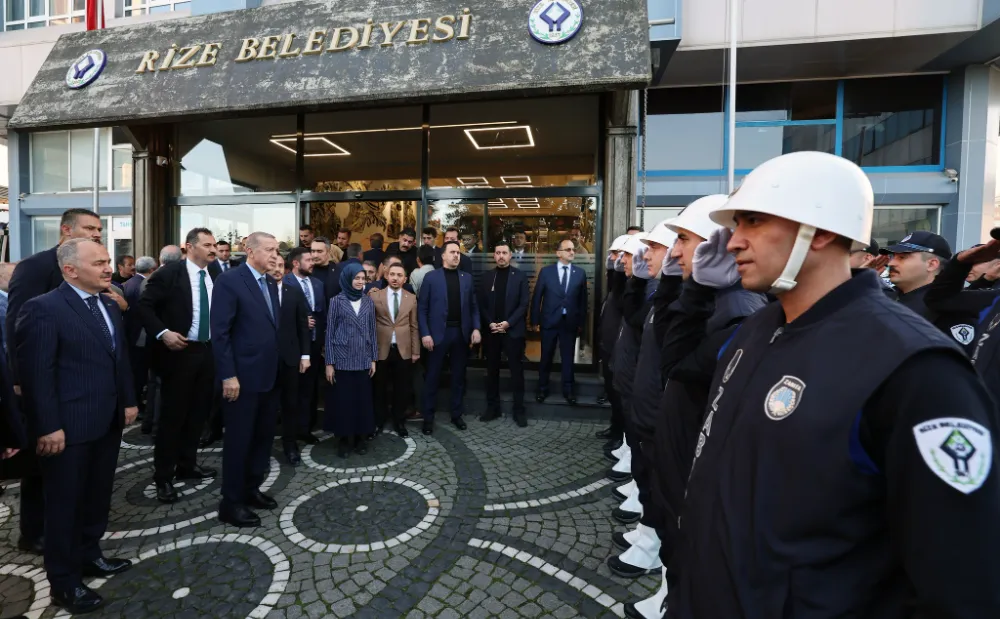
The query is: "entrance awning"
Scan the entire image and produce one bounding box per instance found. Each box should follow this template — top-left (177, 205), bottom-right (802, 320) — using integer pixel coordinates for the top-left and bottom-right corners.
top-left (9, 0), bottom-right (652, 131)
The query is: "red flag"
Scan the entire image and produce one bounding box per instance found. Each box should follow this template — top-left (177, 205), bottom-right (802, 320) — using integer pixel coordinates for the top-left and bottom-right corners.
top-left (85, 0), bottom-right (104, 30)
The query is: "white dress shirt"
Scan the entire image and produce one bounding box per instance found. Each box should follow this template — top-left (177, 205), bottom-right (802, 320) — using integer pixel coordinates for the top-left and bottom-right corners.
top-left (388, 288), bottom-right (400, 344)
top-left (68, 282), bottom-right (115, 340)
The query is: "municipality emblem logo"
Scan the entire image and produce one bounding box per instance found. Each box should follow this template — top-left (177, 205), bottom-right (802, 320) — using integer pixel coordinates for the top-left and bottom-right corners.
top-left (913, 417), bottom-right (992, 494)
top-left (951, 323), bottom-right (975, 346)
top-left (528, 0), bottom-right (584, 45)
top-left (66, 49), bottom-right (107, 89)
top-left (764, 375), bottom-right (805, 420)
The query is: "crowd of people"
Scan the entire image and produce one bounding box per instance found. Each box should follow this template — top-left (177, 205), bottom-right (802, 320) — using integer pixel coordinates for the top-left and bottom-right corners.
top-left (1, 149), bottom-right (1000, 616)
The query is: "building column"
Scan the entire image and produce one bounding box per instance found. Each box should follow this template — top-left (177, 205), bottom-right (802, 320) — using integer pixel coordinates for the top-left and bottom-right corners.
top-left (131, 126), bottom-right (169, 259)
top-left (603, 90), bottom-right (638, 251)
top-left (944, 65), bottom-right (1000, 249)
top-left (7, 130), bottom-right (29, 259)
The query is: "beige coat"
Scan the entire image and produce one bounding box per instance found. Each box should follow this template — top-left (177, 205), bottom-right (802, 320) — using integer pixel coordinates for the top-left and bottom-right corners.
top-left (369, 286), bottom-right (420, 361)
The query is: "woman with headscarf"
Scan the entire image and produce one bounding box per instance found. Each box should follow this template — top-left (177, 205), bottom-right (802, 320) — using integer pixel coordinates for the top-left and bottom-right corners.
top-left (325, 262), bottom-right (378, 458)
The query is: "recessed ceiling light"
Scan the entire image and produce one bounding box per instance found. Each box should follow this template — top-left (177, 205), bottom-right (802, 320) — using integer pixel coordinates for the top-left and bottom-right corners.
top-left (488, 198), bottom-right (507, 208)
top-left (501, 176), bottom-right (532, 185)
top-left (457, 177), bottom-right (490, 186)
top-left (270, 136), bottom-right (350, 157)
top-left (514, 198), bottom-right (540, 209)
top-left (269, 121), bottom-right (519, 141)
top-left (464, 125), bottom-right (535, 150)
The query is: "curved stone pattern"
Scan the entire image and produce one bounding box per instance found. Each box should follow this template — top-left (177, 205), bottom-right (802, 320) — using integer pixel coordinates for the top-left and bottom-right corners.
top-left (302, 433), bottom-right (416, 474)
top-left (281, 476), bottom-right (439, 553)
top-left (0, 501), bottom-right (10, 527)
top-left (291, 478), bottom-right (428, 545)
top-left (0, 563), bottom-right (50, 619)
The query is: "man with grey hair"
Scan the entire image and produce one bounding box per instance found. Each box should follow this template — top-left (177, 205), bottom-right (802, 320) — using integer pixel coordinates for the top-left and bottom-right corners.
top-left (159, 245), bottom-right (182, 266)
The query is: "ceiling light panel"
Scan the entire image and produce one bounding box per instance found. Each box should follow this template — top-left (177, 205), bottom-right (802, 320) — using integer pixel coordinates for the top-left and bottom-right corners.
top-left (464, 125), bottom-right (535, 150)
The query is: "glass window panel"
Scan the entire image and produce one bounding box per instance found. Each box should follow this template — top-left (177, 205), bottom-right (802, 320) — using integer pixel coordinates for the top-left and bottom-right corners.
top-left (69, 129), bottom-right (110, 191)
top-left (27, 20), bottom-right (46, 27)
top-left (178, 203), bottom-right (297, 252)
top-left (6, 23), bottom-right (25, 29)
top-left (735, 81), bottom-right (837, 121)
top-left (734, 124), bottom-right (836, 169)
top-left (304, 107), bottom-right (422, 192)
top-left (27, 0), bottom-right (42, 16)
top-left (306, 200), bottom-right (418, 254)
top-left (645, 113), bottom-right (724, 170)
top-left (429, 95), bottom-right (598, 188)
top-left (48, 16), bottom-right (68, 23)
top-left (31, 132), bottom-right (69, 193)
top-left (149, 4), bottom-right (170, 13)
top-left (113, 148), bottom-right (132, 191)
top-left (48, 0), bottom-right (69, 15)
top-left (173, 1), bottom-right (188, 10)
top-left (871, 207), bottom-right (940, 248)
top-left (178, 116), bottom-right (297, 196)
top-left (6, 0), bottom-right (25, 21)
top-left (72, 0), bottom-right (83, 10)
top-left (32, 217), bottom-right (61, 250)
top-left (842, 75), bottom-right (943, 167)
top-left (70, 14), bottom-right (81, 21)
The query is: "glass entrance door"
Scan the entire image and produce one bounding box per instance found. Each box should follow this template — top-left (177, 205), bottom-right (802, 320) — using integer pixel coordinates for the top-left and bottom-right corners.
top-left (306, 199), bottom-right (420, 267)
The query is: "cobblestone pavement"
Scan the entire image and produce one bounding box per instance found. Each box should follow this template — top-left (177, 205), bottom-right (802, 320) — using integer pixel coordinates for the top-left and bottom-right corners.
top-left (0, 417), bottom-right (657, 618)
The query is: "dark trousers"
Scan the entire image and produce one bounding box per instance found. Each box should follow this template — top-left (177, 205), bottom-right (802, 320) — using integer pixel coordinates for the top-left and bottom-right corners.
top-left (484, 332), bottom-right (525, 415)
top-left (295, 342), bottom-right (323, 435)
top-left (141, 373), bottom-right (161, 435)
top-left (602, 364), bottom-right (625, 434)
top-left (20, 473), bottom-right (44, 542)
top-left (278, 363), bottom-right (300, 446)
top-left (154, 343), bottom-right (214, 482)
top-left (422, 326), bottom-right (467, 422)
top-left (538, 319), bottom-right (577, 396)
top-left (39, 427), bottom-right (120, 592)
top-left (221, 387), bottom-right (279, 506)
top-left (129, 346), bottom-right (148, 413)
top-left (375, 346), bottom-right (412, 429)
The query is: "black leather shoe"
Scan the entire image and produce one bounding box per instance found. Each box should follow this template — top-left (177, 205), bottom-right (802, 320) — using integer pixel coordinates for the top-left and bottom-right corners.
top-left (219, 503), bottom-right (261, 528)
top-left (298, 433), bottom-right (319, 445)
top-left (612, 531), bottom-right (632, 551)
top-left (604, 450), bottom-right (619, 463)
top-left (284, 445), bottom-right (301, 466)
top-left (513, 413), bottom-right (528, 428)
top-left (451, 418), bottom-right (467, 431)
top-left (198, 431), bottom-right (222, 448)
top-left (613, 507), bottom-right (642, 524)
top-left (393, 423), bottom-right (409, 438)
top-left (355, 441), bottom-right (368, 456)
top-left (595, 427), bottom-right (616, 439)
top-left (82, 556), bottom-right (132, 578)
top-left (535, 393), bottom-right (547, 403)
top-left (52, 584), bottom-right (103, 614)
top-left (247, 490), bottom-right (278, 510)
top-left (337, 441), bottom-right (349, 459)
top-left (155, 481), bottom-right (178, 504)
top-left (596, 394), bottom-right (609, 406)
top-left (479, 410), bottom-right (501, 422)
top-left (607, 555), bottom-right (660, 578)
top-left (16, 535), bottom-right (43, 555)
top-left (422, 420), bottom-right (434, 435)
top-left (565, 395), bottom-right (578, 406)
top-left (607, 469), bottom-right (632, 482)
top-left (611, 486), bottom-right (628, 501)
top-left (175, 465), bottom-right (216, 480)
top-left (603, 438), bottom-right (623, 453)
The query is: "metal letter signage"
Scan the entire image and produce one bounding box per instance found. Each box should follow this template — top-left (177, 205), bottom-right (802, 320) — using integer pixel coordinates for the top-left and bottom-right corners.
top-left (528, 0), bottom-right (583, 44)
top-left (65, 49), bottom-right (107, 89)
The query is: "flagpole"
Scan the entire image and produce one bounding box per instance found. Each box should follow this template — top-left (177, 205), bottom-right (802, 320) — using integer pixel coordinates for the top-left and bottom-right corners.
top-left (90, 0), bottom-right (103, 212)
top-left (727, 0), bottom-right (738, 194)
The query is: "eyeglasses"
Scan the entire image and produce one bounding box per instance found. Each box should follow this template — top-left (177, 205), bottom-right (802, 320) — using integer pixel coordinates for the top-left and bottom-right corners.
top-left (559, 247), bottom-right (576, 253)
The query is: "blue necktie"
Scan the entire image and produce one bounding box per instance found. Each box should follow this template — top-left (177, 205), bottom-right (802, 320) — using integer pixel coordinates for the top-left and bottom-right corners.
top-left (258, 276), bottom-right (274, 321)
top-left (86, 296), bottom-right (114, 350)
top-left (300, 278), bottom-right (316, 341)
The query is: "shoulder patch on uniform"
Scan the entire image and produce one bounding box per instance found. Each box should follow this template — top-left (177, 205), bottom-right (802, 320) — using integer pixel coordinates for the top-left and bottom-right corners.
top-left (764, 375), bottom-right (805, 420)
top-left (913, 417), bottom-right (992, 494)
top-left (951, 324), bottom-right (975, 346)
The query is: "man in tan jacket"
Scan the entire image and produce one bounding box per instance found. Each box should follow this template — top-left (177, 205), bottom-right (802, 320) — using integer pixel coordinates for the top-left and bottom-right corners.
top-left (369, 262), bottom-right (420, 437)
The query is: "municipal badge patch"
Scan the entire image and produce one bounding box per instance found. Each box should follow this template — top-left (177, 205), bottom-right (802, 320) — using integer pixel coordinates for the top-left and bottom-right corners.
top-left (951, 324), bottom-right (975, 346)
top-left (913, 417), bottom-right (993, 494)
top-left (764, 375), bottom-right (805, 420)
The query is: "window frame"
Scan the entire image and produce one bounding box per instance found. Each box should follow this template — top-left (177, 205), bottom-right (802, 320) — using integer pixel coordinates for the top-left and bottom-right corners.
top-left (120, 0), bottom-right (187, 18)
top-left (3, 0), bottom-right (85, 30)
top-left (28, 128), bottom-right (134, 194)
top-left (640, 76), bottom-right (948, 177)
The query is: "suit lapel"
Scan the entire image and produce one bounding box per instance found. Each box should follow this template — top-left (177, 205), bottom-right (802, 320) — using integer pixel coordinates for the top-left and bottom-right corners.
top-left (58, 284), bottom-right (114, 357)
top-left (240, 267), bottom-right (277, 327)
top-left (179, 260), bottom-right (194, 325)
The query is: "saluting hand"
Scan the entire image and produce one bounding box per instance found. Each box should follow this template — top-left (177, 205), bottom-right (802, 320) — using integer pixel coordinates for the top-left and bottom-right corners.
top-left (37, 429), bottom-right (65, 457)
top-left (957, 239), bottom-right (1000, 265)
top-left (124, 406), bottom-right (138, 425)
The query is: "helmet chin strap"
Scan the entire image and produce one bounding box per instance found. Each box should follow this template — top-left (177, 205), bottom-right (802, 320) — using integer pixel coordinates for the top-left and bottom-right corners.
top-left (770, 224), bottom-right (817, 294)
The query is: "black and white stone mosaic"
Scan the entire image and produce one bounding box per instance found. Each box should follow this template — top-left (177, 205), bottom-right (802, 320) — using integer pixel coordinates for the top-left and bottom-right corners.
top-left (0, 418), bottom-right (657, 618)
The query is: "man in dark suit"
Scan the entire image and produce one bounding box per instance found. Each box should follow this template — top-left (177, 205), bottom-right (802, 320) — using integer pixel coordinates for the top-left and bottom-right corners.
top-left (122, 256), bottom-right (156, 422)
top-left (418, 241), bottom-right (481, 434)
top-left (6, 207), bottom-right (106, 556)
top-left (111, 254), bottom-right (135, 286)
top-left (478, 240), bottom-right (530, 426)
top-left (0, 325), bottom-right (25, 497)
top-left (211, 231), bottom-right (282, 528)
top-left (531, 236), bottom-right (588, 405)
top-left (213, 240), bottom-right (238, 274)
top-left (385, 227), bottom-right (419, 276)
top-left (270, 256), bottom-right (311, 466)
top-left (434, 228), bottom-right (473, 273)
top-left (364, 232), bottom-right (386, 266)
top-left (138, 228), bottom-right (219, 503)
top-left (328, 243), bottom-right (363, 298)
top-left (364, 255), bottom-right (416, 295)
top-left (16, 238), bottom-right (137, 613)
top-left (283, 247), bottom-right (326, 451)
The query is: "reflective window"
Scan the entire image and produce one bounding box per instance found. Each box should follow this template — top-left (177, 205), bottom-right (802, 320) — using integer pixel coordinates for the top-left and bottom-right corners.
top-left (32, 215), bottom-right (110, 251)
top-left (69, 129), bottom-right (110, 192)
top-left (178, 203), bottom-right (297, 252)
top-left (871, 207), bottom-right (940, 247)
top-left (122, 0), bottom-right (186, 16)
top-left (735, 81), bottom-right (837, 121)
top-left (178, 116), bottom-right (297, 196)
top-left (734, 124), bottom-right (835, 169)
top-left (306, 199), bottom-right (419, 252)
top-left (31, 132), bottom-right (69, 193)
top-left (842, 76), bottom-right (943, 167)
top-left (645, 86), bottom-right (725, 171)
top-left (304, 107), bottom-right (422, 193)
top-left (429, 95), bottom-right (598, 188)
top-left (30, 129), bottom-right (123, 193)
top-left (4, 0), bottom-right (83, 29)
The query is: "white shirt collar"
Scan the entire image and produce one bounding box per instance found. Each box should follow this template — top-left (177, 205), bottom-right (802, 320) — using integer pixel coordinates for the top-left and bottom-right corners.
top-left (186, 259), bottom-right (208, 278)
top-left (67, 282), bottom-right (99, 301)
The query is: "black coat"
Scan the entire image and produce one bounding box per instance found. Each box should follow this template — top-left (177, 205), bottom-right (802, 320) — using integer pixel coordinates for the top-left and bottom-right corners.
top-left (477, 266), bottom-right (530, 339)
top-left (5, 246), bottom-right (63, 382)
top-left (277, 282), bottom-right (311, 368)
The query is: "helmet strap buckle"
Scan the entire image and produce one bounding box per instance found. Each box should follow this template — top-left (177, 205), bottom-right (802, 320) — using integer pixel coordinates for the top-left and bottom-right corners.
top-left (769, 224), bottom-right (817, 294)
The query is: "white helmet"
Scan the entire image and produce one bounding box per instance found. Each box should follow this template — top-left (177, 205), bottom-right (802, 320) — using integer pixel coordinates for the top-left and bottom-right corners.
top-left (641, 220), bottom-right (677, 248)
top-left (708, 151), bottom-right (874, 293)
top-left (665, 195), bottom-right (727, 241)
top-left (620, 235), bottom-right (647, 256)
top-left (609, 234), bottom-right (632, 252)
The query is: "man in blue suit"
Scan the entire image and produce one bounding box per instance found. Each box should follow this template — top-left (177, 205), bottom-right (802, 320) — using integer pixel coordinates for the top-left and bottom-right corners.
top-left (122, 256), bottom-right (156, 424)
top-left (478, 240), bottom-right (530, 426)
top-left (418, 241), bottom-right (481, 434)
top-left (531, 237), bottom-right (589, 405)
top-left (211, 231), bottom-right (282, 528)
top-left (282, 247), bottom-right (326, 453)
top-left (16, 239), bottom-right (137, 613)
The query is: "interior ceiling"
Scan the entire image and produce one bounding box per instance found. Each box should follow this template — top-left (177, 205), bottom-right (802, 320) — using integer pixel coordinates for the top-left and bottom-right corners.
top-left (180, 95), bottom-right (599, 187)
top-left (659, 31), bottom-right (975, 87)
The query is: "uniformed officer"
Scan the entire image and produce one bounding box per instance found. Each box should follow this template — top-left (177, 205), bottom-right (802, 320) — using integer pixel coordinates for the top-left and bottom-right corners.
top-left (668, 151), bottom-right (1000, 618)
top-left (595, 234), bottom-right (634, 449)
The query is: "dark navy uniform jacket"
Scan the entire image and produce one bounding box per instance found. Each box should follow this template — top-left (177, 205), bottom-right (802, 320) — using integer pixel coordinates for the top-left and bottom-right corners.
top-left (669, 270), bottom-right (1000, 619)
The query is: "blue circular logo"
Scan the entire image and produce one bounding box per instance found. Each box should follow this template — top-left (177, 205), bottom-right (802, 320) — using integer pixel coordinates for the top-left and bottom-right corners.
top-left (66, 49), bottom-right (107, 89)
top-left (528, 0), bottom-right (584, 45)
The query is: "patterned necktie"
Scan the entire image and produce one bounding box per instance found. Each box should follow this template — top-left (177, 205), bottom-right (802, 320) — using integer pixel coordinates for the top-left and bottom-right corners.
top-left (198, 270), bottom-right (210, 341)
top-left (258, 276), bottom-right (274, 321)
top-left (300, 278), bottom-right (316, 341)
top-left (393, 291), bottom-right (400, 323)
top-left (86, 296), bottom-right (114, 350)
